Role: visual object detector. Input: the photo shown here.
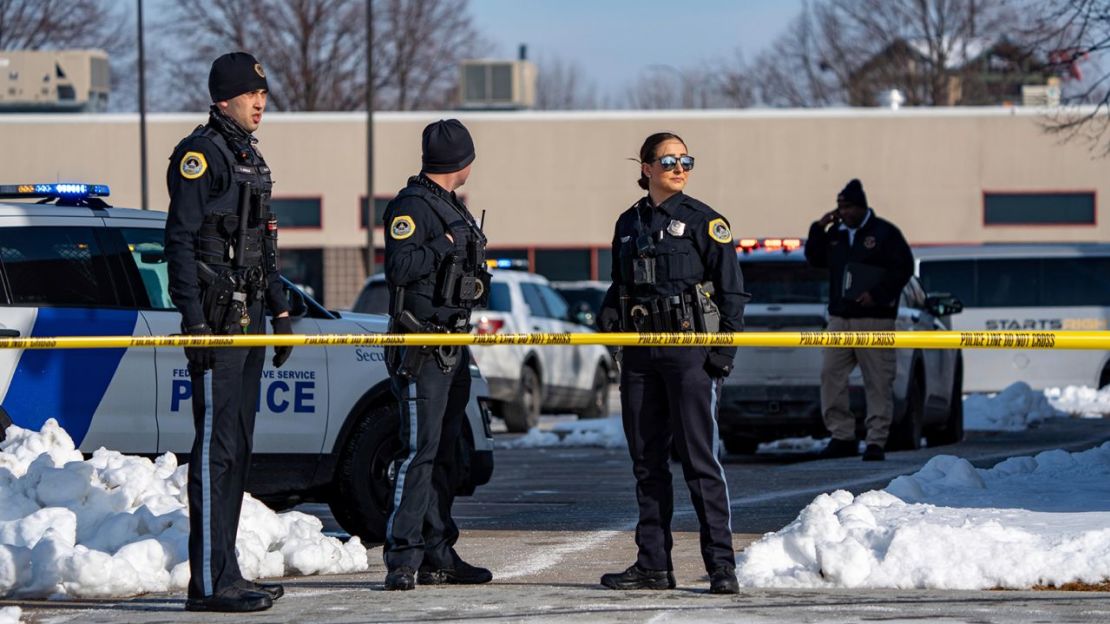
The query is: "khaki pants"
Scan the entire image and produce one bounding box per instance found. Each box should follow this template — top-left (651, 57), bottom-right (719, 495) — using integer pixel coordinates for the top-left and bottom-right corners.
top-left (820, 316), bottom-right (897, 447)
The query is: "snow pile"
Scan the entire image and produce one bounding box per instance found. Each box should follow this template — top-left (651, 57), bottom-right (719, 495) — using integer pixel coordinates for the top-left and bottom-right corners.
top-left (0, 607), bottom-right (20, 624)
top-left (1045, 385), bottom-right (1110, 418)
top-left (963, 381), bottom-right (1063, 431)
top-left (0, 419), bottom-right (368, 600)
top-left (758, 437), bottom-right (832, 454)
top-left (736, 442), bottom-right (1110, 589)
top-left (498, 416), bottom-right (628, 449)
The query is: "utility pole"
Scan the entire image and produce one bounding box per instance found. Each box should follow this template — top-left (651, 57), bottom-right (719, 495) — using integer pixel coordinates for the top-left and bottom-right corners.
top-left (137, 0), bottom-right (149, 210)
top-left (365, 0), bottom-right (376, 276)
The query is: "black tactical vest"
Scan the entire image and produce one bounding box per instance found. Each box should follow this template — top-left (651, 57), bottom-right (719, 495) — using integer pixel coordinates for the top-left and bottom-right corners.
top-left (393, 178), bottom-right (489, 316)
top-left (180, 124), bottom-right (277, 278)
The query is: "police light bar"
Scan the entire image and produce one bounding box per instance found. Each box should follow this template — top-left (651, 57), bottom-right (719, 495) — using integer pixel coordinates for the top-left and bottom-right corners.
top-left (0, 183), bottom-right (111, 200)
top-left (486, 258), bottom-right (530, 270)
top-left (736, 238), bottom-right (805, 255)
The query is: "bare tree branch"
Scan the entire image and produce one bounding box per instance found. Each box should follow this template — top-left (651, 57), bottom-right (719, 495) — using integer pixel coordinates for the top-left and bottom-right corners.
top-left (161, 0), bottom-right (487, 112)
top-left (534, 54), bottom-right (599, 110)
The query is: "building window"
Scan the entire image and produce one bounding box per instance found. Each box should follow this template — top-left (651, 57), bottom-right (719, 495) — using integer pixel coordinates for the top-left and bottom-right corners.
top-left (281, 248), bottom-right (325, 304)
top-left (534, 249), bottom-right (591, 281)
top-left (271, 197), bottom-right (322, 228)
top-left (984, 192), bottom-right (1095, 225)
top-left (360, 197), bottom-right (393, 228)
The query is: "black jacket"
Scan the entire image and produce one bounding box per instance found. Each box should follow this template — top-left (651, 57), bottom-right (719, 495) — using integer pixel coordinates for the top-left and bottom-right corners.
top-left (383, 174), bottom-right (486, 325)
top-left (600, 192), bottom-right (748, 363)
top-left (804, 209), bottom-right (914, 319)
top-left (164, 108), bottom-right (289, 330)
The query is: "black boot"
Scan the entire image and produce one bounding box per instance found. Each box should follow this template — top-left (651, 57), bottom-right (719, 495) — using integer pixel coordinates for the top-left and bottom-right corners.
top-left (185, 586), bottom-right (272, 612)
top-left (862, 444), bottom-right (886, 461)
top-left (384, 567), bottom-right (416, 591)
top-left (234, 578), bottom-right (284, 601)
top-left (418, 559), bottom-right (493, 585)
top-left (708, 566), bottom-right (739, 594)
top-left (820, 438), bottom-right (858, 458)
top-left (600, 565), bottom-right (676, 590)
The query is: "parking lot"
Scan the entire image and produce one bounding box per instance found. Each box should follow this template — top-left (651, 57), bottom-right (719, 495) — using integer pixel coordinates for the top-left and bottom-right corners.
top-left (9, 414), bottom-right (1108, 623)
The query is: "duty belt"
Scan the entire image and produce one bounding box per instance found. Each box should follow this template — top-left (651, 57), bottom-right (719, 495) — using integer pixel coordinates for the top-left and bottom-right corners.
top-left (626, 291), bottom-right (699, 333)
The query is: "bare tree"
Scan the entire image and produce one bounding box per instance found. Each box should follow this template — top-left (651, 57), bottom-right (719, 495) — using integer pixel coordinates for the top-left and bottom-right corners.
top-left (162, 0), bottom-right (486, 112)
top-left (0, 0), bottom-right (135, 110)
top-left (534, 54), bottom-right (598, 110)
top-left (623, 65), bottom-right (726, 109)
top-left (747, 0), bottom-right (1022, 107)
top-left (1023, 0), bottom-right (1110, 153)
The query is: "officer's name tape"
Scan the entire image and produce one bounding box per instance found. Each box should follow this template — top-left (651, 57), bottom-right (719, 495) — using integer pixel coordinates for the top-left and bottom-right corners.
top-left (0, 331), bottom-right (1103, 350)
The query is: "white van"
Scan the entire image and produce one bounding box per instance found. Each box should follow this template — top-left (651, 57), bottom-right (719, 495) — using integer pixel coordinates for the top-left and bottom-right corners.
top-left (0, 183), bottom-right (494, 542)
top-left (915, 243), bottom-right (1110, 393)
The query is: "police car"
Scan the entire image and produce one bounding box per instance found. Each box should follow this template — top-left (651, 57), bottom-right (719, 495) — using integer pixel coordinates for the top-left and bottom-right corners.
top-left (353, 265), bottom-right (616, 432)
top-left (720, 238), bottom-right (964, 454)
top-left (0, 183), bottom-right (493, 543)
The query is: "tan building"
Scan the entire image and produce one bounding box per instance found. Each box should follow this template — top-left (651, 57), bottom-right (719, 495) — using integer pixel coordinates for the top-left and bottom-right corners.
top-left (0, 107), bottom-right (1104, 307)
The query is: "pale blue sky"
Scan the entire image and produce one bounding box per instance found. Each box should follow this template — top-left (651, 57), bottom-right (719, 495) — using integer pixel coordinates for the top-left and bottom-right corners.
top-left (472, 0), bottom-right (804, 94)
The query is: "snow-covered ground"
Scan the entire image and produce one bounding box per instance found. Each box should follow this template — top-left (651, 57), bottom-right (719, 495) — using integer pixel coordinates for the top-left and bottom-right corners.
top-left (0, 607), bottom-right (20, 624)
top-left (735, 441), bottom-right (1110, 589)
top-left (0, 419), bottom-right (368, 600)
top-left (496, 415), bottom-right (628, 449)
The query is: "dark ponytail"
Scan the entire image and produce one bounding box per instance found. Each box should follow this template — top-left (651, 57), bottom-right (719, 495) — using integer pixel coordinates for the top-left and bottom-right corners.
top-left (637, 131), bottom-right (685, 190)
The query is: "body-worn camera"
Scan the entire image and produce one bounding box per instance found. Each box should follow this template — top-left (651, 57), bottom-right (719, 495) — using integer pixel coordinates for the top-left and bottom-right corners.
top-left (633, 232), bottom-right (657, 285)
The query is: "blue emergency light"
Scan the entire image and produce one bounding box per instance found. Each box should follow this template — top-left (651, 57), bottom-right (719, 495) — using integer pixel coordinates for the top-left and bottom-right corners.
top-left (0, 183), bottom-right (111, 200)
top-left (486, 258), bottom-right (529, 270)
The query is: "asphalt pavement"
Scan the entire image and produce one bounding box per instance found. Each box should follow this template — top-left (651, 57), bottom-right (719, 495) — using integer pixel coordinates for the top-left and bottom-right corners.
top-left (6, 416), bottom-right (1109, 623)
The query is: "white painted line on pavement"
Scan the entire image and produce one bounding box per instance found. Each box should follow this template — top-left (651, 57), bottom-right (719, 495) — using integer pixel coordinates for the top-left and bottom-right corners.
top-left (493, 529), bottom-right (627, 580)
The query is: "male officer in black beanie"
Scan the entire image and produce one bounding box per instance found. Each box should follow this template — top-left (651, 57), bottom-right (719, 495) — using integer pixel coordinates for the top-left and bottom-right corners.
top-left (805, 179), bottom-right (914, 462)
top-left (380, 119), bottom-right (492, 591)
top-left (165, 51), bottom-right (293, 612)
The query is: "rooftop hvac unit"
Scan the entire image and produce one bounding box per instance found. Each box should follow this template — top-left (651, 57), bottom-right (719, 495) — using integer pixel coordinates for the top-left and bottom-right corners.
top-left (0, 49), bottom-right (110, 112)
top-left (1021, 78), bottom-right (1061, 108)
top-left (458, 60), bottom-right (536, 110)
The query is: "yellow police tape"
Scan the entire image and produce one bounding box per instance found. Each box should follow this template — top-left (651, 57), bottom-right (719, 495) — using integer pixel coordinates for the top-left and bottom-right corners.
top-left (0, 331), bottom-right (1105, 350)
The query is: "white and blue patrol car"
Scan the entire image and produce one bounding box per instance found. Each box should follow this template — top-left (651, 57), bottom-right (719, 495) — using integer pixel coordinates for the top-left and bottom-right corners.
top-left (0, 183), bottom-right (494, 542)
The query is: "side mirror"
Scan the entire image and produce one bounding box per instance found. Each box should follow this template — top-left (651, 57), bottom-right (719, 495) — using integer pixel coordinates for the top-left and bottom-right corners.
top-left (571, 302), bottom-right (595, 327)
top-left (925, 293), bottom-right (963, 317)
top-left (136, 244), bottom-right (166, 264)
top-left (286, 286), bottom-right (309, 319)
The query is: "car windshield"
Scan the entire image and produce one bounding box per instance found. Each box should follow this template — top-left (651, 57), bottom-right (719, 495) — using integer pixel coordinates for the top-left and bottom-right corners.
top-left (741, 261), bottom-right (830, 304)
top-left (555, 287), bottom-right (607, 314)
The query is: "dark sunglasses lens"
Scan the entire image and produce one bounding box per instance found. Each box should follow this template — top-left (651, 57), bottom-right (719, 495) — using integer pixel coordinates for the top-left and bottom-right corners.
top-left (679, 156), bottom-right (694, 171)
top-left (659, 155), bottom-right (678, 170)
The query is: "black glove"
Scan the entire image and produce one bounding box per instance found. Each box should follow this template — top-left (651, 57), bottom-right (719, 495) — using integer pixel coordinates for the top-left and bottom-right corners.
top-left (705, 351), bottom-right (734, 378)
top-left (271, 315), bottom-right (294, 368)
top-left (183, 323), bottom-right (214, 373)
top-left (597, 305), bottom-right (621, 332)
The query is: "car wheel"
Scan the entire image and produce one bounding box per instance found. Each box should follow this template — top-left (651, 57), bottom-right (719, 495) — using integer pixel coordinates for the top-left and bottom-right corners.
top-left (926, 358), bottom-right (964, 447)
top-left (723, 436), bottom-right (759, 455)
top-left (329, 403), bottom-right (401, 544)
top-left (578, 365), bottom-right (610, 419)
top-left (891, 372), bottom-right (925, 451)
top-left (502, 366), bottom-right (541, 433)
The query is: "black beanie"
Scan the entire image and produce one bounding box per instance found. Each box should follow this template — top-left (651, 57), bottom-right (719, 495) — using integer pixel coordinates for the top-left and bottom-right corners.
top-left (838, 178), bottom-right (868, 209)
top-left (421, 119), bottom-right (475, 174)
top-left (209, 52), bottom-right (269, 102)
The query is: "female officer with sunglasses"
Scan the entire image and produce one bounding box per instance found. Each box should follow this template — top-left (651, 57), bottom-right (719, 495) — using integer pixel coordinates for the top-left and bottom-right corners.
top-left (597, 132), bottom-right (749, 595)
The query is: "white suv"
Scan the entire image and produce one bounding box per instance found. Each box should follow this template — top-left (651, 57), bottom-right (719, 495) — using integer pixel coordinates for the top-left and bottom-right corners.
top-left (0, 183), bottom-right (494, 543)
top-left (354, 266), bottom-right (616, 432)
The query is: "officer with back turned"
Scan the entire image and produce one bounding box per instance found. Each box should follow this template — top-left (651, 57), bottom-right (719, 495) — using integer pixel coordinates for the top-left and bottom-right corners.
top-left (381, 119), bottom-right (493, 591)
top-left (165, 52), bottom-right (294, 613)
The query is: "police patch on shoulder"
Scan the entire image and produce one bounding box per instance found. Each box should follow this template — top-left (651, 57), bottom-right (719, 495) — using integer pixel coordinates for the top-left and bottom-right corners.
top-left (390, 215), bottom-right (416, 240)
top-left (179, 151), bottom-right (207, 180)
top-left (708, 218), bottom-right (732, 244)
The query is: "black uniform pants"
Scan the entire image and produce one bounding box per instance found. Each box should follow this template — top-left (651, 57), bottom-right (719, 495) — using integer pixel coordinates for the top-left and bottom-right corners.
top-left (384, 346), bottom-right (471, 572)
top-left (187, 303), bottom-right (265, 599)
top-left (620, 346), bottom-right (735, 573)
